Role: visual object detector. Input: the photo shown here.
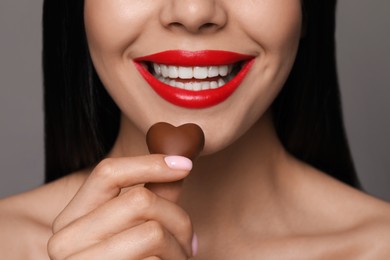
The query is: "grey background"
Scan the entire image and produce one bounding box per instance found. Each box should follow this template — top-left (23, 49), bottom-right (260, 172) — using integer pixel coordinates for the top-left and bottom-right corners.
top-left (0, 1), bottom-right (389, 200)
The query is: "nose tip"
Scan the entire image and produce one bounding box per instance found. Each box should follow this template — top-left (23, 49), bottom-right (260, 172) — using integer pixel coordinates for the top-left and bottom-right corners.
top-left (161, 1), bottom-right (227, 34)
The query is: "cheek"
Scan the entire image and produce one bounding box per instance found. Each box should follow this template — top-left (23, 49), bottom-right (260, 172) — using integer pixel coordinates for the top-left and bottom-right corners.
top-left (232, 1), bottom-right (302, 124)
top-left (84, 0), bottom-right (155, 55)
top-left (237, 0), bottom-right (302, 53)
top-left (83, 0), bottom-right (159, 114)
top-left (244, 0), bottom-right (302, 91)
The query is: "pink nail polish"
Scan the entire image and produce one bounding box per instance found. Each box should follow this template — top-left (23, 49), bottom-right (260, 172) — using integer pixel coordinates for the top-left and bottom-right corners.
top-left (164, 156), bottom-right (193, 171)
top-left (192, 233), bottom-right (198, 257)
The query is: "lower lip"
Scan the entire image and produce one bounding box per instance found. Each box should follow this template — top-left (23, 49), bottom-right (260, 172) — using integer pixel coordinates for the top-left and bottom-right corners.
top-left (134, 60), bottom-right (254, 109)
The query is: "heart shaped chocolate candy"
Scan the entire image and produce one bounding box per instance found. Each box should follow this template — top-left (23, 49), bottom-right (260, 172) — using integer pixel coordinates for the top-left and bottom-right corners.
top-left (146, 122), bottom-right (205, 160)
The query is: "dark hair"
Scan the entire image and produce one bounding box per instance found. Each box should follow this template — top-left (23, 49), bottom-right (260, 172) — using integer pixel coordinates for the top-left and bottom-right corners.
top-left (43, 0), bottom-right (119, 182)
top-left (273, 0), bottom-right (360, 187)
top-left (42, 0), bottom-right (361, 187)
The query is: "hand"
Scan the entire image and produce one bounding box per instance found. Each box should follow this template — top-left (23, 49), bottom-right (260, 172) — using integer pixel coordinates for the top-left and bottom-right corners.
top-left (47, 155), bottom-right (195, 259)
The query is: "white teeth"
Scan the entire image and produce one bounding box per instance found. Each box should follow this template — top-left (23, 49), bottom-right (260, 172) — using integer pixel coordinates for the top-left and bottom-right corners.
top-left (158, 77), bottom-right (221, 91)
top-left (184, 83), bottom-right (193, 90)
top-left (208, 66), bottom-right (219, 77)
top-left (218, 78), bottom-right (225, 87)
top-left (152, 63), bottom-right (234, 79)
top-left (169, 80), bottom-right (176, 87)
top-left (152, 63), bottom-right (237, 91)
top-left (161, 65), bottom-right (169, 77)
top-left (193, 82), bottom-right (202, 91)
top-left (210, 81), bottom-right (218, 89)
top-left (193, 66), bottom-right (208, 79)
top-left (168, 66), bottom-right (179, 78)
top-left (178, 67), bottom-right (193, 79)
top-left (201, 82), bottom-right (210, 90)
top-left (219, 65), bottom-right (228, 77)
top-left (153, 63), bottom-right (161, 75)
top-left (176, 82), bottom-right (184, 89)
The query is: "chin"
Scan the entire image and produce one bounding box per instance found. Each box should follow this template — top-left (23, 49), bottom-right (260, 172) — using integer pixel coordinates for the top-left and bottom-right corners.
top-left (196, 122), bottom-right (249, 156)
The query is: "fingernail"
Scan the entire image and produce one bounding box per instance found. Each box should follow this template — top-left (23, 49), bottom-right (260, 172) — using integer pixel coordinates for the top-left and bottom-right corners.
top-left (192, 233), bottom-right (198, 257)
top-left (164, 156), bottom-right (193, 171)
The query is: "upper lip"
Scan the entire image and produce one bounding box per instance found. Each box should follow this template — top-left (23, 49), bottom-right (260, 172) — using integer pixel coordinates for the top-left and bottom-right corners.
top-left (134, 50), bottom-right (254, 66)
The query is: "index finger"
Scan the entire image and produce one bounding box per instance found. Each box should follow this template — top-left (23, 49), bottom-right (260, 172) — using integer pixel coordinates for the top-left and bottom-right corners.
top-left (53, 154), bottom-right (192, 232)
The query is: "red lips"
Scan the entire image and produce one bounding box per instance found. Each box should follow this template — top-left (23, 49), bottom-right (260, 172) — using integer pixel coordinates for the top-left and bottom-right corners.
top-left (134, 50), bottom-right (255, 109)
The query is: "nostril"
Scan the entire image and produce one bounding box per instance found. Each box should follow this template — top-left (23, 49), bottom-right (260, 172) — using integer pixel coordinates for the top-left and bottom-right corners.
top-left (199, 23), bottom-right (217, 31)
top-left (170, 22), bottom-right (183, 29)
top-left (168, 22), bottom-right (219, 33)
top-left (160, 1), bottom-right (227, 34)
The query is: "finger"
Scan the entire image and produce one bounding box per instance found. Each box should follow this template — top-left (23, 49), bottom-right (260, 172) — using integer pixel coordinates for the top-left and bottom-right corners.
top-left (143, 257), bottom-right (162, 260)
top-left (53, 155), bottom-right (192, 232)
top-left (66, 221), bottom-right (190, 260)
top-left (146, 180), bottom-right (184, 202)
top-left (49, 187), bottom-right (193, 258)
top-left (146, 155), bottom-right (193, 202)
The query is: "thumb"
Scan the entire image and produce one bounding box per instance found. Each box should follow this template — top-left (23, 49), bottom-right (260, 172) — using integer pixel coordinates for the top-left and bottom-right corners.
top-left (145, 155), bottom-right (192, 202)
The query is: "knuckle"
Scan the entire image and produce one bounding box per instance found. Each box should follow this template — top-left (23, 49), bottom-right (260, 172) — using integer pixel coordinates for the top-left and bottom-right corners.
top-left (92, 158), bottom-right (116, 180)
top-left (127, 186), bottom-right (155, 208)
top-left (145, 220), bottom-right (167, 245)
top-left (143, 257), bottom-right (162, 260)
top-left (47, 234), bottom-right (66, 260)
top-left (177, 212), bottom-right (193, 235)
top-left (51, 215), bottom-right (63, 234)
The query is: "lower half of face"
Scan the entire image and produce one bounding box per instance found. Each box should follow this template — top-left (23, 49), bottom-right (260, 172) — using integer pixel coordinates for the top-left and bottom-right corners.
top-left (84, 0), bottom-right (302, 154)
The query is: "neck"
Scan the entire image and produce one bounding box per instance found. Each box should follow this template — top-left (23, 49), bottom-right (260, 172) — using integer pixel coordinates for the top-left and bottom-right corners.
top-left (107, 114), bottom-right (149, 158)
top-left (178, 112), bottom-right (295, 240)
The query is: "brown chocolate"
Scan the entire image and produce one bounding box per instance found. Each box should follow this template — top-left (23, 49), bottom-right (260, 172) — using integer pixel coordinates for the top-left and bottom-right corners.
top-left (146, 122), bottom-right (205, 160)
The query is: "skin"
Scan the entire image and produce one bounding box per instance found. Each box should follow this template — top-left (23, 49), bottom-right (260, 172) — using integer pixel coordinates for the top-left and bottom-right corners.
top-left (1, 0), bottom-right (390, 259)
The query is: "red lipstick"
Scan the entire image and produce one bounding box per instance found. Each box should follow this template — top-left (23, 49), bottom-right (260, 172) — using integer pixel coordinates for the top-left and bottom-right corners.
top-left (134, 50), bottom-right (255, 109)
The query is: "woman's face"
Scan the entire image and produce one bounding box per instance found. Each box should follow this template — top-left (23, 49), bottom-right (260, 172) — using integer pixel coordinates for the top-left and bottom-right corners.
top-left (84, 0), bottom-right (302, 154)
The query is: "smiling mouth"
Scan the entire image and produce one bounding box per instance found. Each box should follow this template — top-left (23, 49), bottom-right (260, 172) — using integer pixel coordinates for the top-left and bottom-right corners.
top-left (134, 50), bottom-right (255, 108)
top-left (144, 62), bottom-right (243, 91)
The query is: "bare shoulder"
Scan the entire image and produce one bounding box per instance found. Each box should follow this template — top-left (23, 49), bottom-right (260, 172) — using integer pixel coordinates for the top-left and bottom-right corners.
top-left (309, 164), bottom-right (390, 220)
top-left (254, 218), bottom-right (390, 259)
top-left (321, 213), bottom-right (390, 259)
top-left (0, 202), bottom-right (51, 259)
top-left (334, 190), bottom-right (390, 259)
top-left (0, 172), bottom-right (86, 259)
top-left (253, 163), bottom-right (390, 259)
top-left (354, 218), bottom-right (390, 259)
top-left (292, 161), bottom-right (390, 258)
